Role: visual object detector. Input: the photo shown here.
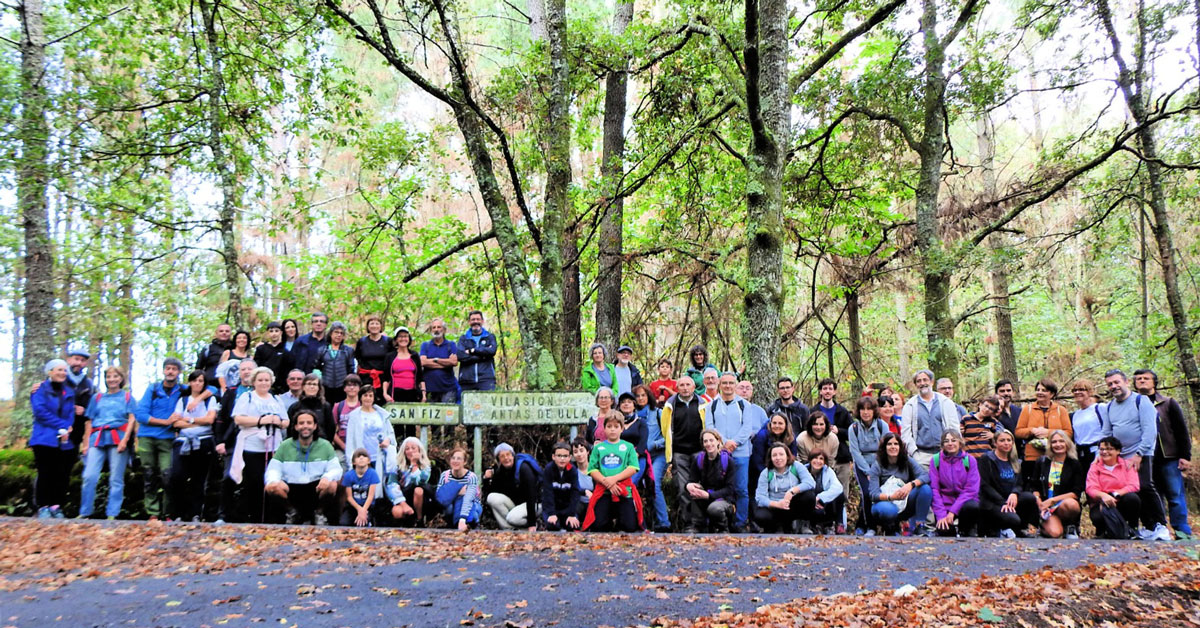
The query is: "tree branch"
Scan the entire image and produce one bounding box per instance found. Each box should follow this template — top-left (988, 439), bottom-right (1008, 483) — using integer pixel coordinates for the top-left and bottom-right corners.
top-left (47, 5), bottom-right (130, 46)
top-left (789, 0), bottom-right (907, 92)
top-left (401, 229), bottom-right (496, 283)
top-left (846, 105), bottom-right (920, 152)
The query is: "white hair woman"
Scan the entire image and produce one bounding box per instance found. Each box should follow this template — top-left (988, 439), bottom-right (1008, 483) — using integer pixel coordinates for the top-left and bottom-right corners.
top-left (230, 366), bottom-right (288, 522)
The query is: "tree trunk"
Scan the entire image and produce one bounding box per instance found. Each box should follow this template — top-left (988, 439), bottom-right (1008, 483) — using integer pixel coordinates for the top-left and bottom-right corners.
top-left (542, 0), bottom-right (571, 387)
top-left (595, 0), bottom-right (634, 354)
top-left (913, 0), bottom-right (961, 383)
top-left (1138, 202), bottom-right (1149, 349)
top-left (1096, 0), bottom-right (1200, 414)
top-left (199, 0), bottom-right (244, 330)
top-left (551, 0), bottom-right (583, 387)
top-left (741, 0), bottom-right (788, 406)
top-left (977, 114), bottom-right (1018, 385)
top-left (847, 289), bottom-right (863, 395)
top-left (16, 0), bottom-right (54, 437)
top-left (118, 217), bottom-right (135, 370)
top-left (895, 289), bottom-right (911, 383)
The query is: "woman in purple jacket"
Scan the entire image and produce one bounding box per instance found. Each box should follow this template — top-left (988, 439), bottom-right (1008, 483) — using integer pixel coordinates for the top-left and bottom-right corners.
top-left (930, 429), bottom-right (981, 537)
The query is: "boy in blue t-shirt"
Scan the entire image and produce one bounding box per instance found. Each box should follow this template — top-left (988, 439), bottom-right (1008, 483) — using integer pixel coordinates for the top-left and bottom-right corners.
top-left (340, 448), bottom-right (379, 526)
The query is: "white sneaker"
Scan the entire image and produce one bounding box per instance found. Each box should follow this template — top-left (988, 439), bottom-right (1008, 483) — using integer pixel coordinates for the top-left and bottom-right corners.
top-left (1065, 526), bottom-right (1079, 540)
top-left (1138, 526), bottom-right (1155, 540)
top-left (864, 529), bottom-right (876, 537)
top-left (1152, 523), bottom-right (1171, 541)
top-left (999, 528), bottom-right (1016, 539)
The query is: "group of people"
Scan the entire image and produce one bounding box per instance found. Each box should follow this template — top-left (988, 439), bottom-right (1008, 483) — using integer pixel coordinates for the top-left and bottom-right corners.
top-left (29, 311), bottom-right (497, 525)
top-left (28, 323), bottom-right (1193, 541)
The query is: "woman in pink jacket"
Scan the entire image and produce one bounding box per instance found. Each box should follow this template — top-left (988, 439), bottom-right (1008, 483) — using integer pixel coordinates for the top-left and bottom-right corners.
top-left (1085, 436), bottom-right (1140, 539)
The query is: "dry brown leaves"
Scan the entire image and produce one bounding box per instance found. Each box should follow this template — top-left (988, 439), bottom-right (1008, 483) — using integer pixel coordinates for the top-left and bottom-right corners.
top-left (655, 556), bottom-right (1200, 628)
top-left (0, 519), bottom-right (836, 592)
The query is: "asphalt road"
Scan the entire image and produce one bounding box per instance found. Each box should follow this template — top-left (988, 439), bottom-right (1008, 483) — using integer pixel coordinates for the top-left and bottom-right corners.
top-left (0, 522), bottom-right (1187, 628)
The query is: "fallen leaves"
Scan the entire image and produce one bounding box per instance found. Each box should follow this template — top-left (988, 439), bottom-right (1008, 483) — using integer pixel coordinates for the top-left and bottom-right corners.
top-left (656, 557), bottom-right (1200, 628)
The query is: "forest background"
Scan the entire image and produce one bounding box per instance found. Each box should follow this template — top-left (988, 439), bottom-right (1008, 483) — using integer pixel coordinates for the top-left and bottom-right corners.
top-left (2, 0), bottom-right (1200, 446)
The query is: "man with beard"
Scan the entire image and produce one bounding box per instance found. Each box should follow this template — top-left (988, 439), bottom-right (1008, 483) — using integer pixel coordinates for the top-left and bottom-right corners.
top-left (766, 377), bottom-right (810, 438)
top-left (900, 369), bottom-right (961, 471)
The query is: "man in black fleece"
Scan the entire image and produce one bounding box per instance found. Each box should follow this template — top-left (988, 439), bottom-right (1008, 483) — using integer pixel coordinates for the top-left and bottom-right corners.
top-left (483, 442), bottom-right (540, 530)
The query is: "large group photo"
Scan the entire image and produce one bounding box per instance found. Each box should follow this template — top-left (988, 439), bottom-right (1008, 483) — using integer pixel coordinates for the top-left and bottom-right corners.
top-left (3, 0), bottom-right (1200, 623)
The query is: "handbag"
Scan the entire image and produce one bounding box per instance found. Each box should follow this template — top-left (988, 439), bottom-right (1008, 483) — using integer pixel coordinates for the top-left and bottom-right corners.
top-left (880, 476), bottom-right (909, 511)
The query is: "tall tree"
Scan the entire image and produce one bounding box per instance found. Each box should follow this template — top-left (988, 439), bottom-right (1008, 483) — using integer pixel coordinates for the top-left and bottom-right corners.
top-left (595, 0), bottom-right (635, 354)
top-left (16, 0), bottom-right (54, 430)
top-left (1094, 0), bottom-right (1200, 412)
top-left (322, 0), bottom-right (570, 388)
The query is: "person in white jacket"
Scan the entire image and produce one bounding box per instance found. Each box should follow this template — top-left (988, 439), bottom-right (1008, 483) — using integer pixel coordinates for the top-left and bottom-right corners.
top-left (900, 369), bottom-right (961, 471)
top-left (343, 387), bottom-right (397, 492)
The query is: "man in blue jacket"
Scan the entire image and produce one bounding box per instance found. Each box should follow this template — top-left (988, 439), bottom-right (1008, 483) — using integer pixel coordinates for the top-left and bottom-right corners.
top-left (457, 310), bottom-right (497, 391)
top-left (136, 358), bottom-right (214, 520)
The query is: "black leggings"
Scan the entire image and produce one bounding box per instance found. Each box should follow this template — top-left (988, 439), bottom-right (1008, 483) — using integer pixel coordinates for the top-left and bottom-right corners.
top-left (981, 492), bottom-right (1039, 533)
top-left (588, 496), bottom-right (639, 532)
top-left (33, 445), bottom-right (72, 508)
top-left (170, 443), bottom-right (213, 521)
top-left (238, 451), bottom-right (269, 523)
top-left (936, 499), bottom-right (981, 536)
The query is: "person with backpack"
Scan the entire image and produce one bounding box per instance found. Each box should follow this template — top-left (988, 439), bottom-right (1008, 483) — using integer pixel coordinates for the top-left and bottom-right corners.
top-left (1100, 369), bottom-right (1170, 541)
top-left (78, 366), bottom-right (137, 519)
top-left (753, 441), bottom-right (816, 533)
top-left (483, 443), bottom-right (541, 531)
top-left (1133, 369), bottom-right (1192, 539)
top-left (136, 357), bottom-right (194, 521)
top-left (329, 374), bottom-right (363, 454)
top-left (167, 371), bottom-right (219, 522)
top-left (213, 359), bottom-right (255, 524)
top-left (541, 441), bottom-right (582, 531)
top-left (457, 310), bottom-right (498, 392)
top-left (684, 429), bottom-right (737, 533)
top-left (749, 413), bottom-right (799, 524)
top-left (929, 430), bottom-right (981, 537)
top-left (313, 322), bottom-right (355, 404)
top-left (869, 433), bottom-right (933, 536)
top-left (1086, 436), bottom-right (1142, 539)
top-left (253, 322), bottom-right (295, 395)
top-left (709, 372), bottom-right (766, 532)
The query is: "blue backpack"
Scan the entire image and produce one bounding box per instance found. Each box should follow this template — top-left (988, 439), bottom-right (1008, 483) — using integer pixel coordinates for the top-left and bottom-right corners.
top-left (513, 453), bottom-right (543, 486)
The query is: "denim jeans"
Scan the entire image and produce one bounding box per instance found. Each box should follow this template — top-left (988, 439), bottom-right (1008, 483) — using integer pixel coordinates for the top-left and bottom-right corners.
top-left (730, 456), bottom-right (750, 528)
top-left (871, 483), bottom-right (932, 528)
top-left (79, 445), bottom-right (129, 518)
top-left (1154, 458), bottom-right (1192, 534)
top-left (650, 451), bottom-right (670, 529)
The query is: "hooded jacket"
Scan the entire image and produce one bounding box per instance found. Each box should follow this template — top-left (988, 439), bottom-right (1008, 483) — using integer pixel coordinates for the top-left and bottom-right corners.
top-left (31, 380), bottom-right (75, 448)
top-left (754, 461), bottom-right (815, 506)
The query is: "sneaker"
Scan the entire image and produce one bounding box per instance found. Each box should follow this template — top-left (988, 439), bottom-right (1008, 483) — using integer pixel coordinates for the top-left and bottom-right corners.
top-left (314, 512), bottom-right (329, 526)
top-left (1176, 530), bottom-right (1193, 541)
top-left (855, 528), bottom-right (865, 536)
top-left (797, 522), bottom-right (813, 535)
top-left (865, 528), bottom-right (877, 537)
top-left (1137, 526), bottom-right (1155, 540)
top-left (835, 524), bottom-right (846, 535)
top-left (1152, 523), bottom-right (1172, 542)
top-left (653, 526), bottom-right (672, 533)
top-left (683, 527), bottom-right (700, 534)
top-left (899, 521), bottom-right (911, 537)
top-left (1065, 526), bottom-right (1080, 540)
top-left (999, 528), bottom-right (1016, 539)
top-left (36, 506), bottom-right (52, 519)
top-left (50, 506), bottom-right (64, 519)
top-left (213, 518), bottom-right (226, 525)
